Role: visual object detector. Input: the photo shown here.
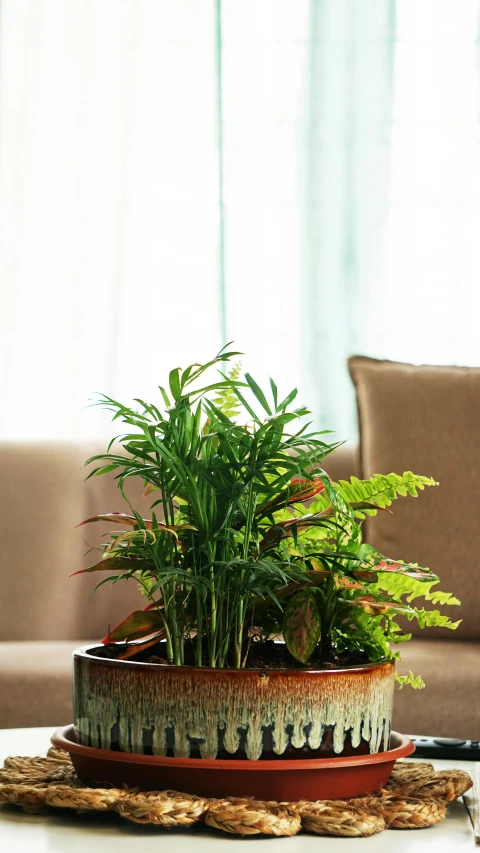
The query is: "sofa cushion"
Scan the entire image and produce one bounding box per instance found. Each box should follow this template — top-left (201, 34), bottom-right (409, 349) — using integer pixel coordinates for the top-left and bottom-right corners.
top-left (0, 640), bottom-right (94, 728)
top-left (348, 356), bottom-right (480, 640)
top-left (0, 442), bottom-right (145, 641)
top-left (393, 639), bottom-right (480, 739)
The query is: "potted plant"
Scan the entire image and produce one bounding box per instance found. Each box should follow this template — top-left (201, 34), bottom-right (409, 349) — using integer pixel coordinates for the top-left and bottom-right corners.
top-left (60, 346), bottom-right (460, 798)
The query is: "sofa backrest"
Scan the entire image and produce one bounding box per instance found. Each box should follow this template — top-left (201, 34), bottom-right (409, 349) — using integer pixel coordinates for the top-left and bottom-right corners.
top-left (348, 355), bottom-right (480, 641)
top-left (0, 442), bottom-right (146, 641)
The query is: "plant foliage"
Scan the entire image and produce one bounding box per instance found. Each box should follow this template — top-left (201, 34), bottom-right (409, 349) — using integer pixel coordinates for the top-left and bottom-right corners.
top-left (76, 346), bottom-right (460, 686)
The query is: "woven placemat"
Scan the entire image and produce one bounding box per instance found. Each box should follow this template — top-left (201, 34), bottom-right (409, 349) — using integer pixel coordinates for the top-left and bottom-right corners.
top-left (0, 746), bottom-right (472, 837)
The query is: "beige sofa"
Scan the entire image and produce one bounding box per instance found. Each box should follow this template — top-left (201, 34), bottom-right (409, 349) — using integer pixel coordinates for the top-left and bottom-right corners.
top-left (0, 441), bottom-right (478, 739)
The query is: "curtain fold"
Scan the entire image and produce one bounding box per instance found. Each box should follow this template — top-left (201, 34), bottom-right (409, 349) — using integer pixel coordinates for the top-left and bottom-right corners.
top-left (10, 2), bottom-right (479, 442)
top-left (0, 1), bottom-right (222, 438)
top-left (300, 0), bottom-right (396, 437)
top-left (213, 0), bottom-right (397, 441)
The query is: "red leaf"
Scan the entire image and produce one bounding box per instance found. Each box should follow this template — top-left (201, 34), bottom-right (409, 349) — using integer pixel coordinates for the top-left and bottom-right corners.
top-left (257, 478), bottom-right (326, 517)
top-left (345, 596), bottom-right (414, 617)
top-left (101, 609), bottom-right (165, 643)
top-left (373, 560), bottom-right (438, 580)
top-left (358, 546), bottom-right (439, 582)
top-left (143, 600), bottom-right (162, 611)
top-left (143, 484), bottom-right (159, 498)
top-left (336, 577), bottom-right (366, 591)
top-left (288, 478), bottom-right (326, 502)
top-left (117, 634), bottom-right (164, 660)
top-left (353, 570), bottom-right (378, 582)
top-left (77, 513), bottom-right (153, 529)
top-left (76, 513), bottom-right (196, 536)
top-left (260, 513), bottom-right (323, 550)
top-left (69, 556), bottom-right (131, 577)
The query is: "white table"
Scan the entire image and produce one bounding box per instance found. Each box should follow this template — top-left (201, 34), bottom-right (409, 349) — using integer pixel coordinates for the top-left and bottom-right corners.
top-left (0, 727), bottom-right (476, 852)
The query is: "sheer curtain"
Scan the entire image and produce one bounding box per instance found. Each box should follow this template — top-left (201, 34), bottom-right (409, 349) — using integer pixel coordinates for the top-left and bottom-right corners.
top-left (370, 0), bottom-right (480, 367)
top-left (0, 1), bottom-right (221, 439)
top-left (0, 1), bottom-right (478, 442)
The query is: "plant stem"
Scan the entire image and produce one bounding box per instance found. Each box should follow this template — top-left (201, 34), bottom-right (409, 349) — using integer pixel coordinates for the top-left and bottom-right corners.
top-left (195, 582), bottom-right (203, 666)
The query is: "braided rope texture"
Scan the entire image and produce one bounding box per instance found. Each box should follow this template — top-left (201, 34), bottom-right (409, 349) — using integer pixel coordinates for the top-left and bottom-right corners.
top-left (0, 749), bottom-right (472, 836)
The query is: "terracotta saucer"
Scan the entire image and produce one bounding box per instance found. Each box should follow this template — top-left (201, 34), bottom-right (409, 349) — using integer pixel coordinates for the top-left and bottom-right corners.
top-left (51, 725), bottom-right (414, 801)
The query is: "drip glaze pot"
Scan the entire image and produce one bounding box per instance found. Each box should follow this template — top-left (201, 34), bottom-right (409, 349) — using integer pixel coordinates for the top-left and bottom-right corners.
top-left (73, 645), bottom-right (395, 762)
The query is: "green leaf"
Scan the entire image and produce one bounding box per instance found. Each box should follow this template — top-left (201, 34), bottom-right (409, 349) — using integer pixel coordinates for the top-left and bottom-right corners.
top-left (82, 349), bottom-right (449, 672)
top-left (91, 463), bottom-right (119, 475)
top-left (269, 377), bottom-right (278, 410)
top-left (276, 388), bottom-right (298, 411)
top-left (231, 386), bottom-right (262, 422)
top-left (158, 385), bottom-right (171, 408)
top-left (169, 368), bottom-right (181, 401)
top-left (244, 373), bottom-right (272, 415)
top-left (283, 589), bottom-right (321, 664)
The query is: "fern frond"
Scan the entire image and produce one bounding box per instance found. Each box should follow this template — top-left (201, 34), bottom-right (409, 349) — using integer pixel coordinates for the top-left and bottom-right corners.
top-left (371, 571), bottom-right (460, 606)
top-left (424, 589), bottom-right (460, 606)
top-left (408, 608), bottom-right (461, 630)
top-left (213, 361), bottom-right (242, 418)
top-left (311, 472), bottom-right (439, 519)
top-left (396, 671), bottom-right (425, 690)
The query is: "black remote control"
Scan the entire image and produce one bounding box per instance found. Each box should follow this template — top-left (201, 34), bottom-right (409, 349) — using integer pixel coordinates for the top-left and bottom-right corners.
top-left (406, 735), bottom-right (480, 761)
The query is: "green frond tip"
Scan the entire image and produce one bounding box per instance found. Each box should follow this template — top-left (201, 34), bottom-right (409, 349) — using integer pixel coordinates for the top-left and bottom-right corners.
top-left (396, 671), bottom-right (425, 690)
top-left (424, 590), bottom-right (460, 606)
top-left (212, 361), bottom-right (243, 418)
top-left (371, 571), bottom-right (460, 606)
top-left (311, 472), bottom-right (439, 519)
top-left (409, 608), bottom-right (461, 630)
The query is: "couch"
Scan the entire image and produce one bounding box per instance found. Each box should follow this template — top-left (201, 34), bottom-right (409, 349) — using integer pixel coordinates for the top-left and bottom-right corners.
top-left (0, 440), bottom-right (478, 739)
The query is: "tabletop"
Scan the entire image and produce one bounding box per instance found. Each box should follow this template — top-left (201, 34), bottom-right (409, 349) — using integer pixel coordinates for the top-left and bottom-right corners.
top-left (0, 726), bottom-right (476, 852)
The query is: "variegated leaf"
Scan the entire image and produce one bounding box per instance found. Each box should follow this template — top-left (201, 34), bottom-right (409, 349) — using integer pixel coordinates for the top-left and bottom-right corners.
top-left (357, 545), bottom-right (439, 581)
top-left (283, 589), bottom-right (321, 664)
top-left (344, 596), bottom-right (415, 617)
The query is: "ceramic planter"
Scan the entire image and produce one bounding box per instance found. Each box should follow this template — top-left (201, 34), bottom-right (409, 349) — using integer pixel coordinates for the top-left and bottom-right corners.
top-left (73, 645), bottom-right (395, 762)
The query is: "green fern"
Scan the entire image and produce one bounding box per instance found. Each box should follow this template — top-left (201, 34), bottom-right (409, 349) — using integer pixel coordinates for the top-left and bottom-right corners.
top-left (396, 671), bottom-right (425, 690)
top-left (424, 589), bottom-right (461, 606)
top-left (408, 608), bottom-right (461, 630)
top-left (212, 361), bottom-right (242, 418)
top-left (371, 571), bottom-right (460, 606)
top-left (311, 472), bottom-right (439, 519)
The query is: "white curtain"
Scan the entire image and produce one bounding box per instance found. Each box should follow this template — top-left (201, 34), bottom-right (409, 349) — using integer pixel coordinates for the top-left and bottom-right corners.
top-left (0, 1), bottom-right (479, 442)
top-left (371, 0), bottom-right (480, 368)
top-left (0, 1), bottom-right (221, 439)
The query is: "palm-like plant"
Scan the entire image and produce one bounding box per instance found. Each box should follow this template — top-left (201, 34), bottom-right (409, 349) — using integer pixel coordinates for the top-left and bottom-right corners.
top-left (76, 346), bottom-right (460, 684)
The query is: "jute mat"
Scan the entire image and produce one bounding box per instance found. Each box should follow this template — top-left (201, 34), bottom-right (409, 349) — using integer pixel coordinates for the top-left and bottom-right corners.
top-left (0, 746), bottom-right (472, 837)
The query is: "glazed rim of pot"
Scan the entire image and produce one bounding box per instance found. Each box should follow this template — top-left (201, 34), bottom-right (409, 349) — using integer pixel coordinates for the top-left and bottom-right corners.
top-left (52, 726), bottom-right (414, 770)
top-left (75, 644), bottom-right (393, 674)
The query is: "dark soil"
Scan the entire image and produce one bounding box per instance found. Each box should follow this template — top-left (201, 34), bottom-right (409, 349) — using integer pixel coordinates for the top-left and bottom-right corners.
top-left (89, 638), bottom-right (370, 670)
